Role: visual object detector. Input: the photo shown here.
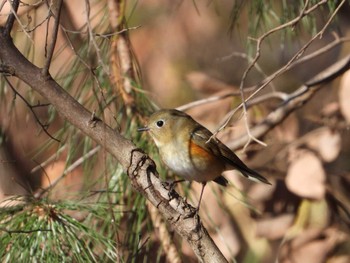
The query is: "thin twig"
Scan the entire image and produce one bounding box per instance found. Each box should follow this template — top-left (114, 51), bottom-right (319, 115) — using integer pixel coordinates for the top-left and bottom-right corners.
top-left (62, 25), bottom-right (141, 39)
top-left (4, 77), bottom-right (60, 142)
top-left (25, 12), bottom-right (50, 33)
top-left (227, 54), bottom-right (350, 150)
top-left (31, 145), bottom-right (66, 173)
top-left (238, 0), bottom-right (324, 150)
top-left (287, 33), bottom-right (350, 70)
top-left (4, 0), bottom-right (20, 36)
top-left (34, 145), bottom-right (101, 198)
top-left (62, 27), bottom-right (117, 122)
top-left (177, 92), bottom-right (240, 111)
top-left (291, 0), bottom-right (310, 28)
top-left (218, 51), bottom-right (277, 91)
top-left (19, 0), bottom-right (45, 7)
top-left (182, 33), bottom-right (350, 114)
top-left (84, 0), bottom-right (109, 74)
top-left (217, 0), bottom-right (344, 150)
top-left (0, 0), bottom-right (7, 13)
top-left (42, 0), bottom-right (63, 77)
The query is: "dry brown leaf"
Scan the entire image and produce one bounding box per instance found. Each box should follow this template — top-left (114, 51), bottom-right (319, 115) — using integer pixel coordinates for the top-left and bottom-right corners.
top-left (280, 228), bottom-right (347, 263)
top-left (274, 113), bottom-right (299, 143)
top-left (286, 150), bottom-right (326, 199)
top-left (339, 70), bottom-right (350, 122)
top-left (256, 214), bottom-right (295, 239)
top-left (281, 234), bottom-right (334, 263)
top-left (307, 128), bottom-right (341, 162)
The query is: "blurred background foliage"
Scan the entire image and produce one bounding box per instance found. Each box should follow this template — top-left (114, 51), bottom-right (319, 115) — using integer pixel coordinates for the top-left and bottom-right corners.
top-left (0, 0), bottom-right (350, 262)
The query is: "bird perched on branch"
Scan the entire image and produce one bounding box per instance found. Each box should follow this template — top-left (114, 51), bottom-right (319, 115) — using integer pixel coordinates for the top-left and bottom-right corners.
top-left (138, 109), bottom-right (271, 214)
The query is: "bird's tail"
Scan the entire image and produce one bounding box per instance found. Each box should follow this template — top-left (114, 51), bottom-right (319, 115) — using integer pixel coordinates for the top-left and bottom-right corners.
top-left (240, 167), bottom-right (271, 185)
top-left (213, 175), bottom-right (229, 187)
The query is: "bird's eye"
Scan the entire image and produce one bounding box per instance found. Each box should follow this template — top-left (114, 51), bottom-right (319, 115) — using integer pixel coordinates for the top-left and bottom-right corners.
top-left (156, 120), bottom-right (164, 127)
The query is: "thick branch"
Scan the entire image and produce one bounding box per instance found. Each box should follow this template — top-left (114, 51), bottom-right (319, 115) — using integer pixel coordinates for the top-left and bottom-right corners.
top-left (0, 28), bottom-right (227, 263)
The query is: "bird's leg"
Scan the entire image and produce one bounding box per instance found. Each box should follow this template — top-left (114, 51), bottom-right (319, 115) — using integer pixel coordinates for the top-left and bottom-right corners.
top-left (196, 182), bottom-right (206, 213)
top-left (185, 182), bottom-right (207, 219)
top-left (162, 179), bottom-right (186, 199)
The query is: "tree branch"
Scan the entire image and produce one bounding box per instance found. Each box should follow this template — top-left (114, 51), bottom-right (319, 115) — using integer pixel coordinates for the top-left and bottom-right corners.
top-left (4, 0), bottom-right (20, 36)
top-left (178, 33), bottom-right (350, 113)
top-left (226, 0), bottom-right (343, 150)
top-left (226, 54), bottom-right (350, 150)
top-left (0, 26), bottom-right (228, 263)
top-left (42, 0), bottom-right (63, 77)
top-left (4, 77), bottom-right (59, 142)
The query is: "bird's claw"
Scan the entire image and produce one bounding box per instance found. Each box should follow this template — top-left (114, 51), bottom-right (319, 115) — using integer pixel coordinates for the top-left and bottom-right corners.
top-left (162, 180), bottom-right (179, 200)
top-left (184, 207), bottom-right (199, 219)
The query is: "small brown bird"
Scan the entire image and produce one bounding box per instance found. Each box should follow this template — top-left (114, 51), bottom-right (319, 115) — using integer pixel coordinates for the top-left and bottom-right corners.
top-left (138, 109), bottom-right (270, 212)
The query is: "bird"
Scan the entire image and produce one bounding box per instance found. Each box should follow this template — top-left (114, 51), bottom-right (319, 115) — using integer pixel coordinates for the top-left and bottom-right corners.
top-left (138, 109), bottom-right (271, 214)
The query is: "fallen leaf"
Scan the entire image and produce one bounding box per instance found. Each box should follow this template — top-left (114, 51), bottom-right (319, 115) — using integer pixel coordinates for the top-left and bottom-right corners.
top-left (307, 128), bottom-right (341, 162)
top-left (274, 114), bottom-right (299, 143)
top-left (279, 228), bottom-right (347, 263)
top-left (280, 230), bottom-right (334, 263)
top-left (256, 214), bottom-right (295, 239)
top-left (286, 150), bottom-right (326, 199)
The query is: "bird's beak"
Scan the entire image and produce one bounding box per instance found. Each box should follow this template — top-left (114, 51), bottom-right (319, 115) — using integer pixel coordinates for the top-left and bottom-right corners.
top-left (137, 126), bottom-right (150, 132)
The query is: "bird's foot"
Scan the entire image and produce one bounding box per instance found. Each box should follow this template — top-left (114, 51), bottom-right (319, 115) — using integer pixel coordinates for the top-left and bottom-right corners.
top-left (162, 180), bottom-right (179, 200)
top-left (162, 179), bottom-right (184, 200)
top-left (184, 206), bottom-right (199, 219)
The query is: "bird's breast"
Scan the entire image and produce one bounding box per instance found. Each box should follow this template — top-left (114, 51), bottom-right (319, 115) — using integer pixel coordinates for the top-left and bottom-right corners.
top-left (159, 140), bottom-right (225, 182)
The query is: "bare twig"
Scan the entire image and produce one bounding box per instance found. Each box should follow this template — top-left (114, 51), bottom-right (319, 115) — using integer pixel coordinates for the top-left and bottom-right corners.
top-left (25, 13), bottom-right (50, 33)
top-left (238, 0), bottom-right (328, 149)
top-left (42, 0), bottom-right (63, 77)
top-left (63, 27), bottom-right (119, 124)
top-left (34, 145), bottom-right (101, 198)
top-left (84, 0), bottom-right (109, 74)
top-left (62, 25), bottom-right (141, 39)
top-left (227, 54), bottom-right (350, 150)
top-left (21, 0), bottom-right (45, 7)
top-left (0, 0), bottom-right (7, 12)
top-left (288, 33), bottom-right (350, 70)
top-left (62, 28), bottom-right (92, 69)
top-left (4, 77), bottom-right (60, 142)
top-left (4, 0), bottom-right (20, 36)
top-left (216, 0), bottom-right (345, 150)
top-left (218, 51), bottom-right (277, 91)
top-left (179, 33), bottom-right (350, 114)
top-left (177, 91), bottom-right (240, 111)
top-left (30, 145), bottom-right (66, 173)
top-left (291, 0), bottom-right (310, 28)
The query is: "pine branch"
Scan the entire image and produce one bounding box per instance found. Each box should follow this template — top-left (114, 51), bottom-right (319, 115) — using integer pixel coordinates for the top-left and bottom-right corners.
top-left (0, 24), bottom-right (228, 263)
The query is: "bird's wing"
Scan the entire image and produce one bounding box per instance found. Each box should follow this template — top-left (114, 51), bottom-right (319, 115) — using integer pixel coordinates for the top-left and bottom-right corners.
top-left (192, 126), bottom-right (271, 185)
